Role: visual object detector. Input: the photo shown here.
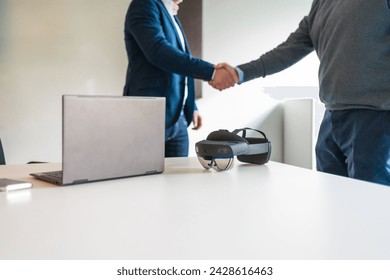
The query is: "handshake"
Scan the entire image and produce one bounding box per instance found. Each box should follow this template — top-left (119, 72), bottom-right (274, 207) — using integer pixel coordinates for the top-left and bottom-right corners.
top-left (209, 63), bottom-right (239, 91)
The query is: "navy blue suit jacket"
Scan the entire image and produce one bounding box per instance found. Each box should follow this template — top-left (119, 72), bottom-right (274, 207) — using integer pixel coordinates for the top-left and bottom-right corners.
top-left (123, 0), bottom-right (214, 128)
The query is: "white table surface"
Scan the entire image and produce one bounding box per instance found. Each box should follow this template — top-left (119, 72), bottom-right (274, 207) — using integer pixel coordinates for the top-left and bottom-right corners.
top-left (1, 157), bottom-right (389, 260)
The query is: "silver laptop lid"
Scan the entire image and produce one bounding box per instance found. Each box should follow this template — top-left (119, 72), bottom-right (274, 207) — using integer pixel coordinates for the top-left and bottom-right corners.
top-left (62, 95), bottom-right (165, 185)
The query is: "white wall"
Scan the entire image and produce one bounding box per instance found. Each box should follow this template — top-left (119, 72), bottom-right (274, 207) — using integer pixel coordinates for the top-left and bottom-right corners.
top-left (202, 0), bottom-right (318, 88)
top-left (0, 0), bottom-right (321, 164)
top-left (0, 0), bottom-right (130, 163)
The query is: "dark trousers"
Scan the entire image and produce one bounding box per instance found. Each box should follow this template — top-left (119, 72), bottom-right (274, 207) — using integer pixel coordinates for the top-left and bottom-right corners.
top-left (165, 114), bottom-right (189, 157)
top-left (315, 109), bottom-right (390, 186)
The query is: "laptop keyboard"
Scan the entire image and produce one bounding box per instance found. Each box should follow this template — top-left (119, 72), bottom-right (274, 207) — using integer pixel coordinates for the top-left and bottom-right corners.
top-left (43, 170), bottom-right (63, 181)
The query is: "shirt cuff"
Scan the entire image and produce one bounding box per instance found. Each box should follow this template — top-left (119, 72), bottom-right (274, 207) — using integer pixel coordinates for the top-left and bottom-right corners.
top-left (211, 69), bottom-right (216, 80)
top-left (235, 67), bottom-right (244, 84)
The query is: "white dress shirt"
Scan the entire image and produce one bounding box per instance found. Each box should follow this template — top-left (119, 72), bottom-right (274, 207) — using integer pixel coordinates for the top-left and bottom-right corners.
top-left (161, 0), bottom-right (188, 106)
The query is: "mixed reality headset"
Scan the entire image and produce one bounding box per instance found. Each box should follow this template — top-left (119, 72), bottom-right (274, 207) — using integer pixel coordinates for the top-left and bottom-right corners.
top-left (195, 127), bottom-right (271, 171)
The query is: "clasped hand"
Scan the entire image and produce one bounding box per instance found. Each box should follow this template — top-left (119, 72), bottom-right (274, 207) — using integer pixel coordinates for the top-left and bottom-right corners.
top-left (209, 63), bottom-right (238, 91)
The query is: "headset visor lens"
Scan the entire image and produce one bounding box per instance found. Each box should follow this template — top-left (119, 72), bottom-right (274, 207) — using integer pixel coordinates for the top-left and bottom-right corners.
top-left (197, 157), bottom-right (212, 170)
top-left (213, 158), bottom-right (234, 171)
top-left (197, 157), bottom-right (234, 171)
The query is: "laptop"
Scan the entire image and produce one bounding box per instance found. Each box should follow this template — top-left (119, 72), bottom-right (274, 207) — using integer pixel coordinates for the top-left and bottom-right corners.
top-left (31, 95), bottom-right (165, 185)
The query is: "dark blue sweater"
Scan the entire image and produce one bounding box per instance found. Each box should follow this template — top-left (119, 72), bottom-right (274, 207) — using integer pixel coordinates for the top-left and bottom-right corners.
top-left (238, 0), bottom-right (390, 110)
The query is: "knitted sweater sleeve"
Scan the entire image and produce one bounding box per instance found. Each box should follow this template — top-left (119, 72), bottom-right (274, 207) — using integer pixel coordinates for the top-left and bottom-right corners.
top-left (238, 16), bottom-right (315, 83)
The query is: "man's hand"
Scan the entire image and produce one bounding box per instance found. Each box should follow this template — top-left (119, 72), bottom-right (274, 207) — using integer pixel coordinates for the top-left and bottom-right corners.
top-left (192, 110), bottom-right (202, 130)
top-left (209, 63), bottom-right (239, 91)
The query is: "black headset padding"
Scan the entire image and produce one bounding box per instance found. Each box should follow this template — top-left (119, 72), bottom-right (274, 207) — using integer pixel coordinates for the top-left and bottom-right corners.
top-left (206, 129), bottom-right (249, 144)
top-left (233, 128), bottom-right (271, 165)
top-left (237, 137), bottom-right (272, 164)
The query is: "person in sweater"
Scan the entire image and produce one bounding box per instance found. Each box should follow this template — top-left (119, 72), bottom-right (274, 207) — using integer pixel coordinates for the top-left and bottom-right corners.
top-left (210, 0), bottom-right (390, 185)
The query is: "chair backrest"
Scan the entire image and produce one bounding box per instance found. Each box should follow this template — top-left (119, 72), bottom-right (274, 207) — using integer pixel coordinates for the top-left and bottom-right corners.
top-left (0, 138), bottom-right (5, 165)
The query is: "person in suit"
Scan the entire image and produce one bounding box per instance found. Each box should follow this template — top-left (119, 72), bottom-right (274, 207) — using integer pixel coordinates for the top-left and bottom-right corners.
top-left (124, 0), bottom-right (237, 157)
top-left (210, 0), bottom-right (390, 186)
